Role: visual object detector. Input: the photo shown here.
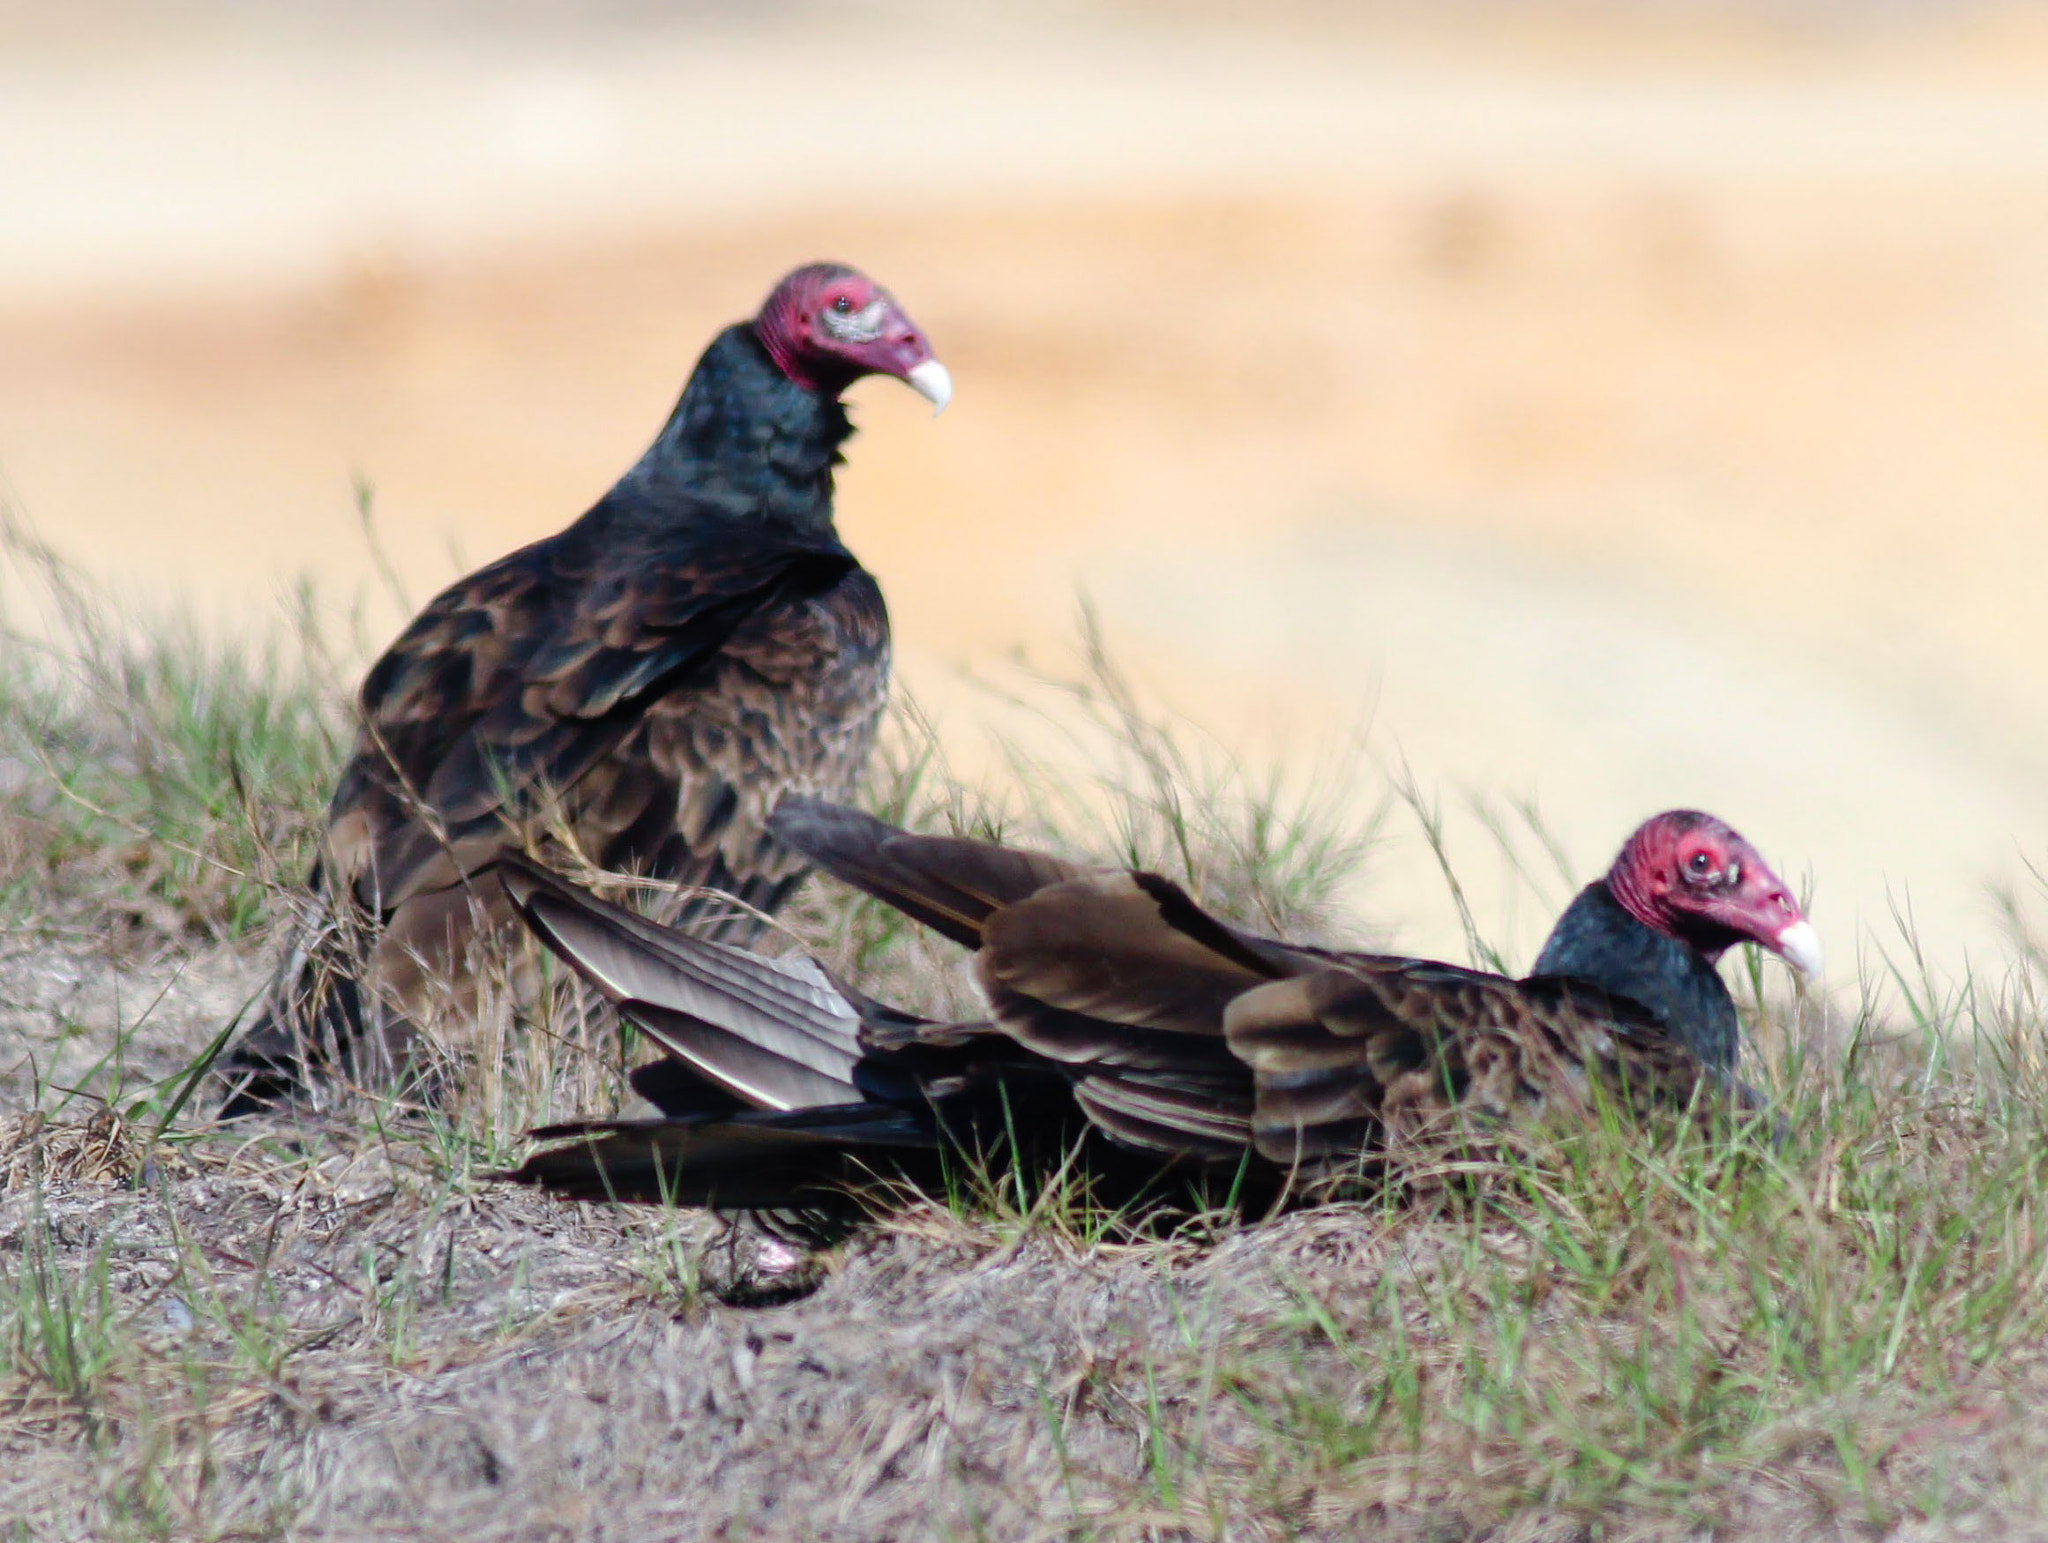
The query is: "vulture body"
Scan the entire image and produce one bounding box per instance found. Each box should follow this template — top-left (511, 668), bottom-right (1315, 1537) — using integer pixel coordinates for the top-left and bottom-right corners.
top-left (218, 265), bottom-right (950, 1115)
top-left (495, 801), bottom-right (1821, 1209)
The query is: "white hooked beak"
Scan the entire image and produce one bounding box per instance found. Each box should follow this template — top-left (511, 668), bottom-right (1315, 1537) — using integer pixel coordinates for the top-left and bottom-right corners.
top-left (1773, 919), bottom-right (1825, 980)
top-left (906, 359), bottom-right (953, 415)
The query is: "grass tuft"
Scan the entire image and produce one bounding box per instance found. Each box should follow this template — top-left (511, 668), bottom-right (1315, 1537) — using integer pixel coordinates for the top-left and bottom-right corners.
top-left (0, 514), bottom-right (344, 941)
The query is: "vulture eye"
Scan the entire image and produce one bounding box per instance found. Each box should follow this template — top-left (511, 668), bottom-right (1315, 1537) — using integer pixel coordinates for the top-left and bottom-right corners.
top-left (1687, 851), bottom-right (1714, 878)
top-left (831, 295), bottom-right (855, 314)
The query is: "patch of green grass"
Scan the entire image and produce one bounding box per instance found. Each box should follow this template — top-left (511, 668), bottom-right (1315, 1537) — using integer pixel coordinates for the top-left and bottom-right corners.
top-left (1, 516), bottom-right (345, 940)
top-left (1144, 1008), bottom-right (2048, 1534)
top-left (1, 1197), bottom-right (124, 1410)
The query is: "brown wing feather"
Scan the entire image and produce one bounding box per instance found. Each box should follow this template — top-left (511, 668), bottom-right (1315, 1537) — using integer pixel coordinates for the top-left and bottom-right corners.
top-left (1071, 1071), bottom-right (1256, 1158)
top-left (333, 545), bottom-right (867, 916)
top-left (629, 574), bottom-right (890, 925)
top-left (762, 809), bottom-right (1320, 1158)
top-left (1226, 963), bottom-right (1710, 1167)
top-left (963, 868), bottom-right (1319, 1155)
top-left (767, 800), bottom-right (1088, 948)
top-left (496, 851), bottom-right (871, 1110)
top-left (978, 872), bottom-right (1300, 1040)
top-left (358, 552), bottom-right (870, 920)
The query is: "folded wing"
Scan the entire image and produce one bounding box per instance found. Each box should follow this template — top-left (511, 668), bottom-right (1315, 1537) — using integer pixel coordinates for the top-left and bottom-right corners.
top-left (1226, 962), bottom-right (1710, 1166)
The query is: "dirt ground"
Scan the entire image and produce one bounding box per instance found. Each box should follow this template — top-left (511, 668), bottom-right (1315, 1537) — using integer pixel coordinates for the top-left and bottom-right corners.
top-left (5, 10), bottom-right (2048, 993)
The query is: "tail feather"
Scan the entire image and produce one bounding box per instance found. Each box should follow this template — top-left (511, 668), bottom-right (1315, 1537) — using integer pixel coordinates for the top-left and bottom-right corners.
top-left (498, 1105), bottom-right (940, 1207)
top-left (767, 798), bottom-right (1083, 948)
top-left (499, 851), bottom-right (868, 1110)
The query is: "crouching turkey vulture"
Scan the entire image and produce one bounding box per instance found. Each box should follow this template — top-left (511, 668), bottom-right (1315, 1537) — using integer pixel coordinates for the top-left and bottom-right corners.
top-left (217, 265), bottom-right (951, 1116)
top-left (492, 801), bottom-right (1821, 1210)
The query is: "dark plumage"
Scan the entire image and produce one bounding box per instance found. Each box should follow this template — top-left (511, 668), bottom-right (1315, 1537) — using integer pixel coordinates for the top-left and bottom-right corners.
top-left (494, 801), bottom-right (1821, 1208)
top-left (218, 265), bottom-right (950, 1115)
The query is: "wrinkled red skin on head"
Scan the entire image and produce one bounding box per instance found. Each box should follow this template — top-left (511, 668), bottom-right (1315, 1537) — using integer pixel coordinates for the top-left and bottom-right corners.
top-left (1605, 810), bottom-right (1807, 962)
top-left (752, 262), bottom-right (938, 397)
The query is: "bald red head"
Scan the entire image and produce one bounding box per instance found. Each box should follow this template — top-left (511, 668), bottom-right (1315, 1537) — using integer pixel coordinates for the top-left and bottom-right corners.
top-left (753, 263), bottom-right (950, 411)
top-left (1604, 811), bottom-right (1823, 977)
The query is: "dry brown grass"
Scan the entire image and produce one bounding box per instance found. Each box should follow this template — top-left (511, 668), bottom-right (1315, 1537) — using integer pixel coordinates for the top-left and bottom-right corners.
top-left (5, 549), bottom-right (2048, 1540)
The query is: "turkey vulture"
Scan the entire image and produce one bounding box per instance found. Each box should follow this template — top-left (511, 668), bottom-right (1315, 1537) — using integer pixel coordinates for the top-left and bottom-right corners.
top-left (493, 801), bottom-right (1821, 1208)
top-left (217, 265), bottom-right (951, 1116)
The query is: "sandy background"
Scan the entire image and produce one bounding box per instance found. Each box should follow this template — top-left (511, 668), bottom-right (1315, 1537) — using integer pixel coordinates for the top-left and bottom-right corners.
top-left (5, 1), bottom-right (2047, 987)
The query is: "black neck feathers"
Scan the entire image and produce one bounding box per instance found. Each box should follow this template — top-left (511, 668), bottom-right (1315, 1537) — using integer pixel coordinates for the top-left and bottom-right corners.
top-left (1528, 882), bottom-right (1740, 1072)
top-left (609, 324), bottom-right (854, 536)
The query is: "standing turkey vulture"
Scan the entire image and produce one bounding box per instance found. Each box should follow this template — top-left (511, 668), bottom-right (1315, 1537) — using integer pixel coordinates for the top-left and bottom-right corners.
top-left (493, 801), bottom-right (1821, 1208)
top-left (217, 264), bottom-right (951, 1115)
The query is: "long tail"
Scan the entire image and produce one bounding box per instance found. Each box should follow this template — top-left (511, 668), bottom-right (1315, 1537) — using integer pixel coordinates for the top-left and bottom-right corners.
top-left (495, 1104), bottom-right (941, 1207)
top-left (499, 851), bottom-right (878, 1112)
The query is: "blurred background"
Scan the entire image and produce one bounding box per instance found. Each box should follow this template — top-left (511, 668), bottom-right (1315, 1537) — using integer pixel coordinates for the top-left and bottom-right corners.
top-left (5, 0), bottom-right (2048, 987)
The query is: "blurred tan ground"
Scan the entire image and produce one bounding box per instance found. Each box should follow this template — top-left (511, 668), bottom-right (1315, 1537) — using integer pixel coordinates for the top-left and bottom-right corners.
top-left (5, 3), bottom-right (2048, 985)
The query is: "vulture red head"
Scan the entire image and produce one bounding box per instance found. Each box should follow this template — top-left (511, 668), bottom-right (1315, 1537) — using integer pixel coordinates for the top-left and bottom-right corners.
top-left (754, 263), bottom-right (951, 412)
top-left (1605, 810), bottom-right (1823, 977)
